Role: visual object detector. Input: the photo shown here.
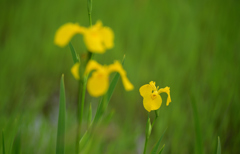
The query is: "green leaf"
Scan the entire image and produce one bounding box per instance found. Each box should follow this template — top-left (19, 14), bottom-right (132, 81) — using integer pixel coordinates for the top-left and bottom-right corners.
top-left (2, 130), bottom-right (5, 154)
top-left (56, 74), bottom-right (66, 154)
top-left (190, 95), bottom-right (203, 154)
top-left (217, 136), bottom-right (221, 154)
top-left (69, 42), bottom-right (79, 64)
top-left (87, 103), bottom-right (92, 129)
top-left (12, 131), bottom-right (21, 154)
top-left (151, 128), bottom-right (167, 154)
top-left (158, 144), bottom-right (165, 154)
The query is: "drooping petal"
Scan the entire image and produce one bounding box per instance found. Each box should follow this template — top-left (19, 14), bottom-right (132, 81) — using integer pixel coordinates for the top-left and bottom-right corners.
top-left (158, 86), bottom-right (171, 106)
top-left (84, 60), bottom-right (103, 75)
top-left (54, 23), bottom-right (85, 47)
top-left (143, 93), bottom-right (162, 112)
top-left (108, 61), bottom-right (134, 91)
top-left (100, 27), bottom-right (114, 49)
top-left (139, 84), bottom-right (154, 97)
top-left (87, 71), bottom-right (109, 97)
top-left (71, 62), bottom-right (80, 80)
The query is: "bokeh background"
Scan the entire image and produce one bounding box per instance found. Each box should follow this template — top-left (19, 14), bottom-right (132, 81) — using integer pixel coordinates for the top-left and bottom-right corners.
top-left (1, 0), bottom-right (240, 153)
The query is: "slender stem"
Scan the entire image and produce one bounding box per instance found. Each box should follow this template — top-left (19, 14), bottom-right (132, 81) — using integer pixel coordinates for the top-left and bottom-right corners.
top-left (143, 113), bottom-right (150, 154)
top-left (76, 80), bottom-right (82, 154)
top-left (87, 0), bottom-right (93, 27)
top-left (76, 1), bottom-right (93, 153)
top-left (152, 110), bottom-right (159, 127)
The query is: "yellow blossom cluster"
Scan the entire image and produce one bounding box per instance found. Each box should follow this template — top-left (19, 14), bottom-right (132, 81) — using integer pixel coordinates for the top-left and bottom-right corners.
top-left (55, 20), bottom-right (133, 97)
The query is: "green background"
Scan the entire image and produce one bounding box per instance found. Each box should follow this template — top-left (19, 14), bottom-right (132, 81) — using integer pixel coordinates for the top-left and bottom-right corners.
top-left (0, 0), bottom-right (240, 153)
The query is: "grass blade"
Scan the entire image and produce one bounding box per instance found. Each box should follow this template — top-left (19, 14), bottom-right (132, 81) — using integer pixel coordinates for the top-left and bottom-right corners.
top-left (151, 128), bottom-right (167, 154)
top-left (190, 95), bottom-right (203, 154)
top-left (56, 74), bottom-right (66, 154)
top-left (217, 136), bottom-right (221, 154)
top-left (69, 42), bottom-right (79, 64)
top-left (2, 130), bottom-right (5, 154)
top-left (158, 144), bottom-right (165, 154)
top-left (12, 132), bottom-right (21, 154)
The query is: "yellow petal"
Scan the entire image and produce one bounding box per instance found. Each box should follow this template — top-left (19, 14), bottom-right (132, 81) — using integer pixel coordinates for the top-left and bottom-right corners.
top-left (108, 61), bottom-right (134, 91)
top-left (100, 27), bottom-right (114, 49)
top-left (139, 84), bottom-right (154, 97)
top-left (83, 21), bottom-right (114, 53)
top-left (54, 23), bottom-right (85, 47)
top-left (158, 86), bottom-right (171, 106)
top-left (84, 60), bottom-right (103, 75)
top-left (87, 71), bottom-right (109, 97)
top-left (121, 76), bottom-right (134, 91)
top-left (71, 62), bottom-right (80, 80)
top-left (83, 30), bottom-right (105, 53)
top-left (149, 81), bottom-right (157, 91)
top-left (143, 93), bottom-right (162, 112)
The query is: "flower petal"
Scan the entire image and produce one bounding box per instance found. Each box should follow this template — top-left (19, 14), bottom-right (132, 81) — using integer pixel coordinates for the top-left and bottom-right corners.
top-left (139, 84), bottom-right (154, 97)
top-left (158, 86), bottom-right (171, 106)
top-left (87, 71), bottom-right (109, 97)
top-left (84, 60), bottom-right (103, 75)
top-left (54, 23), bottom-right (85, 47)
top-left (83, 30), bottom-right (105, 53)
top-left (71, 62), bottom-right (80, 80)
top-left (143, 94), bottom-right (162, 112)
top-left (100, 27), bottom-right (114, 49)
top-left (108, 61), bottom-right (134, 91)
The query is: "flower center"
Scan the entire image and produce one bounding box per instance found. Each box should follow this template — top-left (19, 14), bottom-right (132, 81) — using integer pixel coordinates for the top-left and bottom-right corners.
top-left (151, 91), bottom-right (158, 100)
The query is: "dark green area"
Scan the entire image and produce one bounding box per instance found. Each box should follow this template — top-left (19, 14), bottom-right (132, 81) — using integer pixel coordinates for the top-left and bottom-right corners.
top-left (0, 0), bottom-right (240, 153)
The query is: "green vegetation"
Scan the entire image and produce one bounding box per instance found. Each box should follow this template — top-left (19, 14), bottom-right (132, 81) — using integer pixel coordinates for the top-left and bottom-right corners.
top-left (0, 0), bottom-right (240, 153)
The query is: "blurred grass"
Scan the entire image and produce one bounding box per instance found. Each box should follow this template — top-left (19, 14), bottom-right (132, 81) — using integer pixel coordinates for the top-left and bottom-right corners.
top-left (0, 0), bottom-right (240, 153)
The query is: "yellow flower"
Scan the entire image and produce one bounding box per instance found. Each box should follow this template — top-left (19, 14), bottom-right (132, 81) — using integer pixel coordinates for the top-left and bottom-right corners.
top-left (54, 21), bottom-right (114, 53)
top-left (139, 81), bottom-right (171, 112)
top-left (84, 60), bottom-right (134, 97)
top-left (71, 62), bottom-right (80, 80)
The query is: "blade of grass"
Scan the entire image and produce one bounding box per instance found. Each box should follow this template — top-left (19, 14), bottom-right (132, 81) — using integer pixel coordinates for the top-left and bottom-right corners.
top-left (2, 130), bottom-right (5, 154)
top-left (217, 136), bottom-right (221, 154)
top-left (190, 95), bottom-right (203, 154)
top-left (11, 131), bottom-right (21, 154)
top-left (151, 128), bottom-right (167, 154)
top-left (69, 42), bottom-right (79, 64)
top-left (56, 74), bottom-right (66, 154)
top-left (158, 144), bottom-right (165, 154)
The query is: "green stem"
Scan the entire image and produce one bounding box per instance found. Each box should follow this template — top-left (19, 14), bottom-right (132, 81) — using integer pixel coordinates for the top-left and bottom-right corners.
top-left (76, 1), bottom-right (93, 153)
top-left (87, 0), bottom-right (93, 27)
top-left (152, 110), bottom-right (159, 127)
top-left (143, 113), bottom-right (150, 154)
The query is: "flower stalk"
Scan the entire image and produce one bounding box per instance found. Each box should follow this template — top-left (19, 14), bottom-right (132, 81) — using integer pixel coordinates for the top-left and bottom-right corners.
top-left (143, 113), bottom-right (151, 154)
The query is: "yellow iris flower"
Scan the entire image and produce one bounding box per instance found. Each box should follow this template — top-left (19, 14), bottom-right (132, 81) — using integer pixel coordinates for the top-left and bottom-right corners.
top-left (139, 81), bottom-right (171, 112)
top-left (70, 60), bottom-right (133, 97)
top-left (54, 21), bottom-right (114, 53)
